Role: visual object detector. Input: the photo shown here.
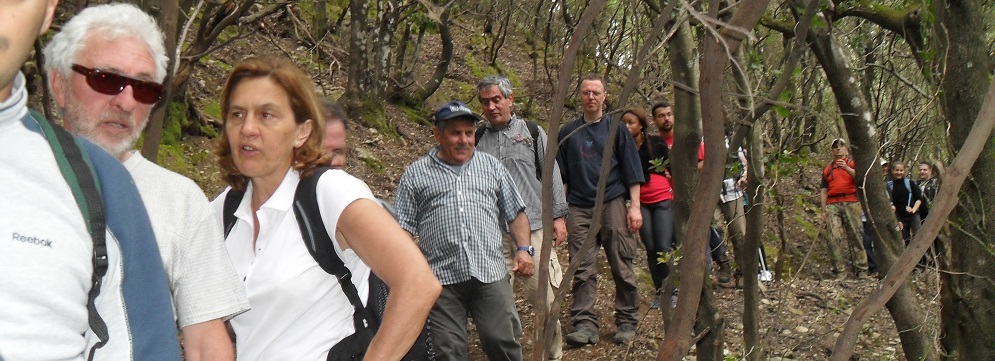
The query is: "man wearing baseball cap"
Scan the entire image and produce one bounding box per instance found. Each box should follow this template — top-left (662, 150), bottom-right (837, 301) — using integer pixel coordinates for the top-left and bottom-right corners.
top-left (395, 100), bottom-right (534, 360)
top-left (820, 138), bottom-right (869, 279)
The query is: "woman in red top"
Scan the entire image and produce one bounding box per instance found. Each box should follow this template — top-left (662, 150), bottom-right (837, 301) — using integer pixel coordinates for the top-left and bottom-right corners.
top-left (622, 108), bottom-right (673, 308)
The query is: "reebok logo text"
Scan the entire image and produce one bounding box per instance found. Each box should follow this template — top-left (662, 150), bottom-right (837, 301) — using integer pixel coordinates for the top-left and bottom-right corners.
top-left (12, 233), bottom-right (53, 248)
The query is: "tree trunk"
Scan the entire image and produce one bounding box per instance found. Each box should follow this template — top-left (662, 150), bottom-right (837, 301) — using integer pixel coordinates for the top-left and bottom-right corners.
top-left (932, 1), bottom-right (995, 359)
top-left (830, 65), bottom-right (995, 361)
top-left (371, 2), bottom-right (403, 98)
top-left (486, 0), bottom-right (510, 66)
top-left (741, 85), bottom-right (766, 361)
top-left (694, 280), bottom-right (724, 361)
top-left (730, 46), bottom-right (764, 361)
top-left (172, 1), bottom-right (259, 94)
top-left (313, 0), bottom-right (327, 41)
top-left (806, 28), bottom-right (935, 361)
top-left (615, 0), bottom-right (675, 109)
top-left (659, 1), bottom-right (772, 358)
top-left (344, 0), bottom-right (370, 107)
top-left (773, 191), bottom-right (788, 282)
top-left (411, 5), bottom-right (452, 105)
top-left (728, 0), bottom-right (818, 152)
top-left (659, 20), bottom-right (709, 360)
top-left (140, 0), bottom-right (180, 162)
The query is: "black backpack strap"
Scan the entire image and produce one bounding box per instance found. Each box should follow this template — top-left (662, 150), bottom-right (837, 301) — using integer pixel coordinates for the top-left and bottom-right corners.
top-left (32, 110), bottom-right (109, 360)
top-left (477, 120), bottom-right (544, 181)
top-left (222, 189), bottom-right (244, 239)
top-left (293, 167), bottom-right (376, 334)
top-left (474, 125), bottom-right (485, 146)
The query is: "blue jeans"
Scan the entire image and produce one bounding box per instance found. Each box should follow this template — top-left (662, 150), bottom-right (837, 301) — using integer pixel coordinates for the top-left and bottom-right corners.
top-left (862, 221), bottom-right (877, 273)
top-left (708, 227), bottom-right (728, 267)
top-left (639, 200), bottom-right (676, 290)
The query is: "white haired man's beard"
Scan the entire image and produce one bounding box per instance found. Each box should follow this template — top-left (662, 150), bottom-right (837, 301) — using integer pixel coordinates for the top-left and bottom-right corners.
top-left (61, 93), bottom-right (145, 158)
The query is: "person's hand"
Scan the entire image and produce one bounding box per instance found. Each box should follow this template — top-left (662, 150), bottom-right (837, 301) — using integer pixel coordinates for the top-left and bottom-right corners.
top-left (906, 206), bottom-right (915, 214)
top-left (820, 209), bottom-right (827, 222)
top-left (627, 206), bottom-right (642, 233)
top-left (553, 218), bottom-right (567, 246)
top-left (737, 177), bottom-right (748, 190)
top-left (511, 252), bottom-right (535, 277)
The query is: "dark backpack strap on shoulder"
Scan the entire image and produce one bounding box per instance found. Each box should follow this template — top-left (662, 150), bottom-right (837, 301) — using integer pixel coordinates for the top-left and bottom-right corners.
top-left (904, 178), bottom-right (913, 208)
top-left (525, 120), bottom-right (542, 181)
top-left (32, 110), bottom-right (109, 360)
top-left (293, 167), bottom-right (375, 334)
top-left (222, 189), bottom-right (244, 239)
top-left (474, 125), bottom-right (485, 146)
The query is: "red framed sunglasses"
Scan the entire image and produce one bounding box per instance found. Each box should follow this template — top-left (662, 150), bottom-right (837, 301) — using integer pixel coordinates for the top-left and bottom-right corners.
top-left (71, 64), bottom-right (164, 104)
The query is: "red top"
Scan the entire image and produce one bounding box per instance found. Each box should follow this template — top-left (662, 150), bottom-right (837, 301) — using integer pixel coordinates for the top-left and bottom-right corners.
top-left (656, 134), bottom-right (703, 203)
top-left (641, 173), bottom-right (673, 204)
top-left (822, 158), bottom-right (858, 203)
top-left (661, 135), bottom-right (705, 160)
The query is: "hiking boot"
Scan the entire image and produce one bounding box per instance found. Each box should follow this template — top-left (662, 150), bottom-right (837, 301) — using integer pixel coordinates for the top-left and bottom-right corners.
top-left (831, 270), bottom-right (846, 280)
top-left (613, 324), bottom-right (637, 344)
top-left (856, 270), bottom-right (873, 280)
top-left (565, 326), bottom-right (599, 346)
top-left (649, 294), bottom-right (661, 310)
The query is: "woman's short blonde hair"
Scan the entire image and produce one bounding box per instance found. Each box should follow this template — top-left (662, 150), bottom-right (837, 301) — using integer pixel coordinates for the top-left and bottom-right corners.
top-left (216, 57), bottom-right (329, 191)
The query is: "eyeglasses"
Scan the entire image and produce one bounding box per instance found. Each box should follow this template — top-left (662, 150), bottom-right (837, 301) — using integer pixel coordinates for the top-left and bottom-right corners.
top-left (581, 90), bottom-right (603, 97)
top-left (71, 64), bottom-right (164, 104)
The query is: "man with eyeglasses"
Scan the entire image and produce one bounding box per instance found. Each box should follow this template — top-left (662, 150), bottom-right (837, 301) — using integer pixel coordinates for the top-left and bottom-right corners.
top-left (1, 1), bottom-right (180, 360)
top-left (820, 138), bottom-right (869, 279)
top-left (44, 3), bottom-right (249, 360)
top-left (557, 74), bottom-right (644, 346)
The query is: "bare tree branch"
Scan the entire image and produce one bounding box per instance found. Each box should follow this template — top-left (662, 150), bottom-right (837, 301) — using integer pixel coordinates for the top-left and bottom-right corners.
top-left (730, 0), bottom-right (820, 151)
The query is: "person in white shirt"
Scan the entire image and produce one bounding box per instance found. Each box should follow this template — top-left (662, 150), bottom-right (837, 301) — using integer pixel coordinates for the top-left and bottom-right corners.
top-left (2, 1), bottom-right (180, 359)
top-left (44, 4), bottom-right (249, 359)
top-left (213, 56), bottom-right (439, 360)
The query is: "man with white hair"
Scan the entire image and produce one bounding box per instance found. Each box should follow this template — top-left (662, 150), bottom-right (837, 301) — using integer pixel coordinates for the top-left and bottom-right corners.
top-left (45, 3), bottom-right (249, 359)
top-left (1, 1), bottom-right (180, 360)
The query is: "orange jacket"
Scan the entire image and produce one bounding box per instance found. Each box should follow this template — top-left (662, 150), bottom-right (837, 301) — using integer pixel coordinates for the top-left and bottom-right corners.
top-left (822, 158), bottom-right (858, 203)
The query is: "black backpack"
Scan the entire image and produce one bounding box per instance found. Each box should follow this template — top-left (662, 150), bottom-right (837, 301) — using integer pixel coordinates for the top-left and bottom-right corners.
top-left (475, 119), bottom-right (543, 180)
top-left (222, 167), bottom-right (434, 361)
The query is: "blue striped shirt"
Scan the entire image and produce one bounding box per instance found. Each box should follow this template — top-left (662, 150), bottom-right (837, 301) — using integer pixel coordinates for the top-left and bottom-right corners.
top-left (395, 147), bottom-right (526, 285)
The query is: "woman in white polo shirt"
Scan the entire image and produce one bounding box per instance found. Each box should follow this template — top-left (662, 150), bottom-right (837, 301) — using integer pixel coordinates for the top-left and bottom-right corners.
top-left (212, 57), bottom-right (440, 360)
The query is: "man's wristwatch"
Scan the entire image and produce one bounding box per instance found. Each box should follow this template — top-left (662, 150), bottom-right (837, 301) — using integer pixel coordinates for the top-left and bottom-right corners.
top-left (517, 245), bottom-right (535, 256)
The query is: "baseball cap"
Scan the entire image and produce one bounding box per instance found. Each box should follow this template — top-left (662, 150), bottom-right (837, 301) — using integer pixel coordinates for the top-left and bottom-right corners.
top-left (434, 100), bottom-right (481, 126)
top-left (831, 138), bottom-right (846, 148)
